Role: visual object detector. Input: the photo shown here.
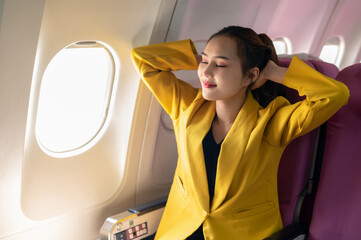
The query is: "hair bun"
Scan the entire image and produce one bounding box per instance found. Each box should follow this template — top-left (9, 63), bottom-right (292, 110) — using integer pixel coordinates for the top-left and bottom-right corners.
top-left (258, 33), bottom-right (273, 47)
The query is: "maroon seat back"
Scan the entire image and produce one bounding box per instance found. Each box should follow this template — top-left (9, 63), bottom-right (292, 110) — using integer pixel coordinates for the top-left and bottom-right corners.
top-left (277, 57), bottom-right (339, 226)
top-left (308, 63), bottom-right (361, 240)
top-left (308, 59), bottom-right (339, 79)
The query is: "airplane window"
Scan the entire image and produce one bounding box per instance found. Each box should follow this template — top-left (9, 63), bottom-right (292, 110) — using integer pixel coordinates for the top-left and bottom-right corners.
top-left (273, 37), bottom-right (292, 55)
top-left (319, 36), bottom-right (344, 67)
top-left (35, 41), bottom-right (116, 156)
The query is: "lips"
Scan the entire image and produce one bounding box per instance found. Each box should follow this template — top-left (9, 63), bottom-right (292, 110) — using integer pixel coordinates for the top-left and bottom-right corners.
top-left (202, 80), bottom-right (217, 88)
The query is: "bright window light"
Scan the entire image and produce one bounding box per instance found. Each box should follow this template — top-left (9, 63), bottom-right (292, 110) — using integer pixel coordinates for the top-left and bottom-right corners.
top-left (273, 37), bottom-right (292, 55)
top-left (319, 45), bottom-right (339, 64)
top-left (319, 37), bottom-right (344, 67)
top-left (273, 41), bottom-right (287, 55)
top-left (36, 41), bottom-right (116, 155)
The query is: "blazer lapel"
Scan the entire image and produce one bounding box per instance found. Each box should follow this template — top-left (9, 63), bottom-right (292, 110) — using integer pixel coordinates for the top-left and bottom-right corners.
top-left (185, 99), bottom-right (215, 211)
top-left (211, 92), bottom-right (259, 210)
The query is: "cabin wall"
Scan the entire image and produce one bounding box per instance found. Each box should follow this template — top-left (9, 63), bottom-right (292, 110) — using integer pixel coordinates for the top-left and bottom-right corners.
top-left (267, 0), bottom-right (338, 54)
top-left (0, 0), bottom-right (163, 239)
top-left (164, 0), bottom-right (361, 66)
top-left (325, 0), bottom-right (361, 68)
top-left (0, 0), bottom-right (45, 237)
top-left (165, 0), bottom-right (340, 53)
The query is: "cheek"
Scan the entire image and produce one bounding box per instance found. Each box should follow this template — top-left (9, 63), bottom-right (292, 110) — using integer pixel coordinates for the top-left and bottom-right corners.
top-left (220, 74), bottom-right (243, 89)
top-left (231, 71), bottom-right (244, 86)
top-left (197, 67), bottom-right (203, 79)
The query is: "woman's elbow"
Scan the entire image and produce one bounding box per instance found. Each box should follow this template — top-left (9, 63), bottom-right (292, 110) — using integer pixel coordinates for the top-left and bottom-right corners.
top-left (337, 83), bottom-right (350, 106)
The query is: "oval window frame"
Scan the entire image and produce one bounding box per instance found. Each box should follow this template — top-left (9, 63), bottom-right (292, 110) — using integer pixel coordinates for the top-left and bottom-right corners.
top-left (273, 37), bottom-right (292, 55)
top-left (35, 40), bottom-right (117, 157)
top-left (319, 36), bottom-right (344, 67)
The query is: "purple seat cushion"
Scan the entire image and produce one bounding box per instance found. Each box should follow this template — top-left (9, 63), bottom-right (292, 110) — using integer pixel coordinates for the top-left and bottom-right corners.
top-left (308, 59), bottom-right (339, 79)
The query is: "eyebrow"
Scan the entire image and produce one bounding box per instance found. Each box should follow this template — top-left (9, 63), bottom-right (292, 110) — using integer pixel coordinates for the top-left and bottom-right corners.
top-left (201, 52), bottom-right (232, 60)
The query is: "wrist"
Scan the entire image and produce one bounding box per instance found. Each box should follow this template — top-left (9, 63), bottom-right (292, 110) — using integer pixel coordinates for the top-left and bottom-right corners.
top-left (272, 66), bottom-right (287, 84)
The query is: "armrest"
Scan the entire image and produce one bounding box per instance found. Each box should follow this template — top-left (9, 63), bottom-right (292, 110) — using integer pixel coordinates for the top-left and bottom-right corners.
top-left (128, 196), bottom-right (167, 214)
top-left (100, 196), bottom-right (167, 240)
top-left (263, 223), bottom-right (308, 240)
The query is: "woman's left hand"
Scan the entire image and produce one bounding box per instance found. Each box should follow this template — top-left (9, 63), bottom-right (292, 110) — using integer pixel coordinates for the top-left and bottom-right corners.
top-left (251, 60), bottom-right (287, 90)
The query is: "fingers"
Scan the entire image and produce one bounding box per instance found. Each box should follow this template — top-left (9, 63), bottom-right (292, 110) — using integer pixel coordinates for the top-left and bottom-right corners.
top-left (250, 77), bottom-right (267, 90)
top-left (250, 60), bottom-right (284, 90)
top-left (195, 54), bottom-right (202, 65)
top-left (250, 67), bottom-right (267, 90)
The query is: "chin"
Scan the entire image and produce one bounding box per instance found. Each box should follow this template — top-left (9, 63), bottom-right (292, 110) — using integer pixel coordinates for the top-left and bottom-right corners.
top-left (202, 91), bottom-right (217, 101)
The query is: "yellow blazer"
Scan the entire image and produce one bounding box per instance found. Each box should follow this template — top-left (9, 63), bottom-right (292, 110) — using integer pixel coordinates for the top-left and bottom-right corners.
top-left (131, 40), bottom-right (349, 240)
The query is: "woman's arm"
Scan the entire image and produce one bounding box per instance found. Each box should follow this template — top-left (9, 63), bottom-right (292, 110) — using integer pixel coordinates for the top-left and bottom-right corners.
top-left (260, 56), bottom-right (350, 146)
top-left (131, 39), bottom-right (199, 120)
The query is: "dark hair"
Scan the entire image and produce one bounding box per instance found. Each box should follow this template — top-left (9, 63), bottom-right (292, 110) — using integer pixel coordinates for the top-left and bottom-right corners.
top-left (209, 26), bottom-right (286, 107)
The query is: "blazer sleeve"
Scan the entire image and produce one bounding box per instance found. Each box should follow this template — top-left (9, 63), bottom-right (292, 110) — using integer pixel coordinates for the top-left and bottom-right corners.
top-left (264, 56), bottom-right (350, 147)
top-left (131, 39), bottom-right (199, 120)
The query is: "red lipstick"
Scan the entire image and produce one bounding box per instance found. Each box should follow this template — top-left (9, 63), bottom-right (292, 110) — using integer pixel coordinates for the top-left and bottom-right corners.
top-left (203, 81), bottom-right (217, 88)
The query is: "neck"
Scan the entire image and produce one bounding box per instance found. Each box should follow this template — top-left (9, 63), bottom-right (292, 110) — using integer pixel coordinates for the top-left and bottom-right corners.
top-left (214, 91), bottom-right (248, 126)
top-left (211, 91), bottom-right (248, 144)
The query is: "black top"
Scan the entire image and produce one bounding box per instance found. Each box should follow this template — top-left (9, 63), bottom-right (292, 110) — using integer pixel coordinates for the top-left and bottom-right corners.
top-left (186, 126), bottom-right (223, 240)
top-left (203, 126), bottom-right (223, 202)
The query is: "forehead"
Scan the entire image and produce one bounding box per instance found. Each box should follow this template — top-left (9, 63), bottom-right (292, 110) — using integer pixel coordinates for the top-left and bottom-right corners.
top-left (203, 35), bottom-right (239, 60)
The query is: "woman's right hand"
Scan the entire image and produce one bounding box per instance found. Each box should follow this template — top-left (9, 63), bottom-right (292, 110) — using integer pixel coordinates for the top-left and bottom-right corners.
top-left (195, 54), bottom-right (202, 65)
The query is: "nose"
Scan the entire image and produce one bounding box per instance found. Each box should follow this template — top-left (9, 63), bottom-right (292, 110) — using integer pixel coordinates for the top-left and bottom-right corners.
top-left (203, 64), bottom-right (213, 78)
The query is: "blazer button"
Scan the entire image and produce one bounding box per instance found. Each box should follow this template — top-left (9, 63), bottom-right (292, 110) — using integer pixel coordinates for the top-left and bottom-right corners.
top-left (202, 211), bottom-right (209, 218)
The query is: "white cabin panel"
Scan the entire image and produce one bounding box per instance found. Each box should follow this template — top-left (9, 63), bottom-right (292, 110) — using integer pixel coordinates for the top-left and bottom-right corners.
top-left (0, 0), bottom-right (164, 239)
top-left (320, 0), bottom-right (361, 68)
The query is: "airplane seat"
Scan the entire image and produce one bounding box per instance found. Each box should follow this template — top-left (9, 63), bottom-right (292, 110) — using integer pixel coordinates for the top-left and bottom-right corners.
top-left (307, 63), bottom-right (361, 240)
top-left (277, 56), bottom-right (313, 227)
top-left (296, 58), bottom-right (340, 225)
top-left (276, 56), bottom-right (340, 227)
top-left (308, 59), bottom-right (339, 79)
top-left (277, 125), bottom-right (318, 227)
top-left (264, 58), bottom-right (341, 240)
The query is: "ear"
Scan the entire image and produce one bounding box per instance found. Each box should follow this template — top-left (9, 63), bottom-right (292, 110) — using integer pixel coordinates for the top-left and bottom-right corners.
top-left (243, 67), bottom-right (259, 87)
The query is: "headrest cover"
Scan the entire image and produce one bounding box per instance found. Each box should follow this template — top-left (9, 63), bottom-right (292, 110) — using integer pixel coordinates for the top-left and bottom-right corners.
top-left (335, 63), bottom-right (361, 114)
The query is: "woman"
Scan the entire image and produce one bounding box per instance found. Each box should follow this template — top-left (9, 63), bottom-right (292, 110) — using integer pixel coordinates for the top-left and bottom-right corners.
top-left (131, 26), bottom-right (349, 239)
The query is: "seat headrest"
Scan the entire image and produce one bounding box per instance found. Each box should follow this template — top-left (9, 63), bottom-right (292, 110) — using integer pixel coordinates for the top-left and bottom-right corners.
top-left (335, 63), bottom-right (361, 114)
top-left (278, 54), bottom-right (339, 79)
top-left (278, 53), bottom-right (321, 61)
